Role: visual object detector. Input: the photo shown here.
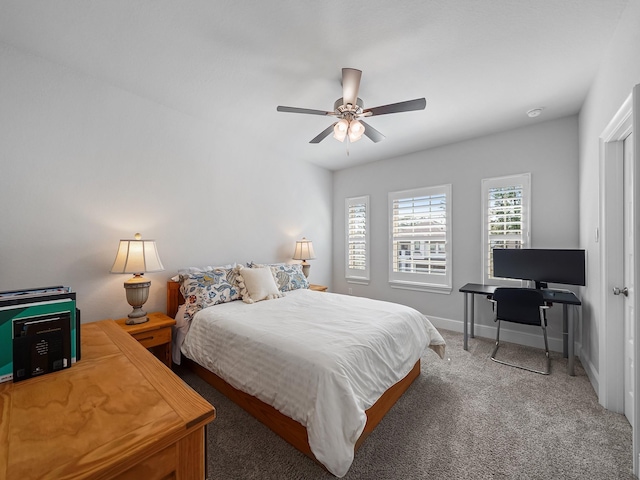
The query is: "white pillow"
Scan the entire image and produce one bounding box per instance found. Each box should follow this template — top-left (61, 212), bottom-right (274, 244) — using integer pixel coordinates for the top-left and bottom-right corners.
top-left (235, 265), bottom-right (283, 304)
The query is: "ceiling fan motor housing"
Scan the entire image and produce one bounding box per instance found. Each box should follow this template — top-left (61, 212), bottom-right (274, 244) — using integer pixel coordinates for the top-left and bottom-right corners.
top-left (334, 97), bottom-right (364, 119)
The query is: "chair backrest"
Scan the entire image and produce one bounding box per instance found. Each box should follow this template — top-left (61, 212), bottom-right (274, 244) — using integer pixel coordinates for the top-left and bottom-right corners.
top-left (493, 288), bottom-right (545, 325)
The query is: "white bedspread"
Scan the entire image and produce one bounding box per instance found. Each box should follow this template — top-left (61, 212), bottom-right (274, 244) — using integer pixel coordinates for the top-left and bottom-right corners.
top-left (180, 289), bottom-right (445, 477)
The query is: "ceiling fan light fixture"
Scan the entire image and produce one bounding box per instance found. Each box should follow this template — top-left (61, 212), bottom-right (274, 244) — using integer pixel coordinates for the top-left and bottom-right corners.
top-left (333, 119), bottom-right (349, 142)
top-left (348, 119), bottom-right (365, 142)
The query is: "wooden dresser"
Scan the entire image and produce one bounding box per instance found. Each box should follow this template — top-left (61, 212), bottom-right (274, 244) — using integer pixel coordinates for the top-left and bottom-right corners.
top-left (0, 320), bottom-right (215, 480)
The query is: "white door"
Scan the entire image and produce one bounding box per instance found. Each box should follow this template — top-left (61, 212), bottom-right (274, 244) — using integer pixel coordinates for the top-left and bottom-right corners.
top-left (624, 132), bottom-right (635, 426)
top-left (601, 86), bottom-right (640, 476)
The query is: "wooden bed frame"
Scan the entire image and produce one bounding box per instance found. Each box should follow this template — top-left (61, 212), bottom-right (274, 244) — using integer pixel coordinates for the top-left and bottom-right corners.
top-left (167, 280), bottom-right (420, 461)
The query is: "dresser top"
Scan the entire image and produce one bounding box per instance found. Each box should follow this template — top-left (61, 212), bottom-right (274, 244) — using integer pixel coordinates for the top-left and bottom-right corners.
top-left (0, 320), bottom-right (215, 479)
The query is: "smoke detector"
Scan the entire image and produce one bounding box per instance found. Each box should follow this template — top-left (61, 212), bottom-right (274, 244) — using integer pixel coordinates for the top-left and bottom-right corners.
top-left (527, 108), bottom-right (544, 118)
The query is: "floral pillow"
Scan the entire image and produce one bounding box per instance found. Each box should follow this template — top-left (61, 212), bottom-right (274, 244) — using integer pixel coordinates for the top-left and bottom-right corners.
top-left (179, 268), bottom-right (240, 322)
top-left (246, 262), bottom-right (309, 292)
top-left (268, 263), bottom-right (309, 292)
top-left (170, 264), bottom-right (236, 282)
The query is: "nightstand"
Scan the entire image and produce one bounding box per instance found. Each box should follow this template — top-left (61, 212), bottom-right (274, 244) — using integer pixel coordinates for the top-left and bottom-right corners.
top-left (115, 311), bottom-right (176, 367)
top-left (309, 284), bottom-right (328, 292)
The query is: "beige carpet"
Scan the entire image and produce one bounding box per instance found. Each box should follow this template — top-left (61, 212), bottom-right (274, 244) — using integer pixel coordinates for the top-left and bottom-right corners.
top-left (176, 329), bottom-right (634, 479)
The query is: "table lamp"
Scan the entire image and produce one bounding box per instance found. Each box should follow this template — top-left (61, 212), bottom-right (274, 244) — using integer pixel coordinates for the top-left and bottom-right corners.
top-left (110, 233), bottom-right (164, 324)
top-left (293, 237), bottom-right (316, 278)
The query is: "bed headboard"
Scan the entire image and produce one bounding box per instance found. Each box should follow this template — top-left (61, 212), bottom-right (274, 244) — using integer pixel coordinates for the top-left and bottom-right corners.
top-left (167, 281), bottom-right (184, 319)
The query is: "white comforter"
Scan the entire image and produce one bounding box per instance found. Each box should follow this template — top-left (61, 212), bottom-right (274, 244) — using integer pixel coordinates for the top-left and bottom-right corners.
top-left (180, 289), bottom-right (445, 477)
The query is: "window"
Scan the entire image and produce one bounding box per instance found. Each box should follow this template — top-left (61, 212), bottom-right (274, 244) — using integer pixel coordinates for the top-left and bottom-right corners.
top-left (345, 195), bottom-right (370, 283)
top-left (482, 173), bottom-right (531, 284)
top-left (389, 184), bottom-right (452, 293)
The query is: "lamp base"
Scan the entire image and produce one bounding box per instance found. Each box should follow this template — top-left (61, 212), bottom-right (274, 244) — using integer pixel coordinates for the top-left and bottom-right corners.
top-left (126, 307), bottom-right (149, 325)
top-left (123, 275), bottom-right (151, 325)
top-left (125, 317), bottom-right (149, 325)
top-left (301, 261), bottom-right (310, 278)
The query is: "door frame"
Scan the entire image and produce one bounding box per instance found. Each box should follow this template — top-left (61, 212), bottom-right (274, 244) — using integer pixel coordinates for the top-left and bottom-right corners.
top-left (599, 84), bottom-right (640, 474)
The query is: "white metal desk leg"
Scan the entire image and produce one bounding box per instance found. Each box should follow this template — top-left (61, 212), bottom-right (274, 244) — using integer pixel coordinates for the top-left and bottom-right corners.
top-left (463, 292), bottom-right (468, 350)
top-left (567, 305), bottom-right (575, 376)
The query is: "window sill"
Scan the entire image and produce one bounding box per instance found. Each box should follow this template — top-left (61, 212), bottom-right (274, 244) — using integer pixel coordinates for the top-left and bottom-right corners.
top-left (389, 281), bottom-right (452, 294)
top-left (346, 278), bottom-right (370, 285)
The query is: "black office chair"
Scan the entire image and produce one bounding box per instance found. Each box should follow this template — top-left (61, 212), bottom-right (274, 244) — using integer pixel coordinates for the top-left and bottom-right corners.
top-left (488, 288), bottom-right (551, 375)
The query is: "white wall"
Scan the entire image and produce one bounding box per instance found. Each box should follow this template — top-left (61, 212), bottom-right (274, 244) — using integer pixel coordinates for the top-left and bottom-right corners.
top-left (578, 0), bottom-right (640, 390)
top-left (332, 115), bottom-right (579, 351)
top-left (0, 43), bottom-right (333, 322)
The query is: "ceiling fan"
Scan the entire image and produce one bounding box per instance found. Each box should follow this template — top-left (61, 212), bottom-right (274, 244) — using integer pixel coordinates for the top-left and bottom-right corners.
top-left (277, 68), bottom-right (426, 144)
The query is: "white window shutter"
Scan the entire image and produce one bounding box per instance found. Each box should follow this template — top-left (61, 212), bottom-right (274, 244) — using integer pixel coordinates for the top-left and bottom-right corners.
top-left (388, 185), bottom-right (452, 293)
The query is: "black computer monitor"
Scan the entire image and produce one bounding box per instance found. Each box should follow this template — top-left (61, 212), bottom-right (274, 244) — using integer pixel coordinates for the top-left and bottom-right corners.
top-left (492, 248), bottom-right (586, 289)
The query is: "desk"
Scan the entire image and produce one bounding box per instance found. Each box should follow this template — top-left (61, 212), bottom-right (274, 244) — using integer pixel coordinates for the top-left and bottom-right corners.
top-left (459, 283), bottom-right (582, 375)
top-left (0, 320), bottom-right (216, 479)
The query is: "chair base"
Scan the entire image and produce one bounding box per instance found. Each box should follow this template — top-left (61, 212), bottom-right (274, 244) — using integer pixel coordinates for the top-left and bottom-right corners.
top-left (491, 320), bottom-right (551, 375)
top-left (490, 347), bottom-right (551, 375)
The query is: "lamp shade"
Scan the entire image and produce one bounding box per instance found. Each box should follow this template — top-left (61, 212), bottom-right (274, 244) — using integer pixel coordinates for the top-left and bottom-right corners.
top-left (292, 237), bottom-right (316, 261)
top-left (110, 233), bottom-right (164, 274)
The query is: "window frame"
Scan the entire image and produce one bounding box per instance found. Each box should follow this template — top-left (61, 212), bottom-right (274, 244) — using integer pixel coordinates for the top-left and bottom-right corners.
top-left (481, 173), bottom-right (531, 285)
top-left (345, 195), bottom-right (370, 284)
top-left (388, 184), bottom-right (452, 294)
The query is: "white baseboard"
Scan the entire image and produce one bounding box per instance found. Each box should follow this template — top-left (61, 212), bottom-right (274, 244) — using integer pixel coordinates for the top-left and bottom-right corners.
top-left (580, 350), bottom-right (600, 398)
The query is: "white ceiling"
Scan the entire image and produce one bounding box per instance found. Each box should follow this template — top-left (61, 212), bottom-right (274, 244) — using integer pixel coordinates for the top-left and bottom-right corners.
top-left (0, 0), bottom-right (629, 170)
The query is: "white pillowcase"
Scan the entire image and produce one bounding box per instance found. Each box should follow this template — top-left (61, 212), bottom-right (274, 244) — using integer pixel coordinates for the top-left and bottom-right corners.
top-left (172, 304), bottom-right (187, 365)
top-left (235, 265), bottom-right (283, 304)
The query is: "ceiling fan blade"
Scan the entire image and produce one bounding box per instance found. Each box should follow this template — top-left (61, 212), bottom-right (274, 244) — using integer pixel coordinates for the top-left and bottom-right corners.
top-left (341, 68), bottom-right (362, 107)
top-left (310, 123), bottom-right (337, 143)
top-left (363, 98), bottom-right (426, 117)
top-left (277, 106), bottom-right (334, 116)
top-left (359, 121), bottom-right (385, 143)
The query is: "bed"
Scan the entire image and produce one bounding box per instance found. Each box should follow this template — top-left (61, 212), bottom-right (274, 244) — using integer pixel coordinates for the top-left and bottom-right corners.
top-left (167, 265), bottom-right (445, 477)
